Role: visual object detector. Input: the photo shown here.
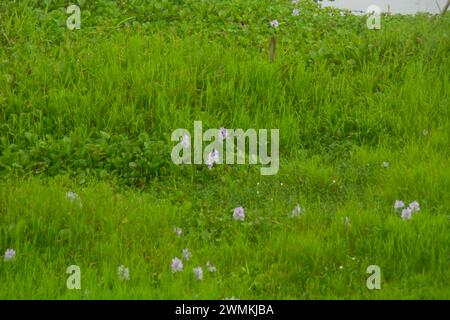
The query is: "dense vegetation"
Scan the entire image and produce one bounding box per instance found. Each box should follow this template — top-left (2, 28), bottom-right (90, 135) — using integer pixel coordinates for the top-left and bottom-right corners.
top-left (0, 0), bottom-right (449, 299)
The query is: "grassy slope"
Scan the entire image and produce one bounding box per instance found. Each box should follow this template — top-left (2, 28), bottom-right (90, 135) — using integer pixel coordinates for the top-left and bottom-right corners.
top-left (0, 1), bottom-right (449, 299)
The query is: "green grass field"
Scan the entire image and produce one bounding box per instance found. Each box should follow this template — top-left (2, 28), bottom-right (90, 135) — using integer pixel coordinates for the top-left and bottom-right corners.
top-left (0, 0), bottom-right (449, 299)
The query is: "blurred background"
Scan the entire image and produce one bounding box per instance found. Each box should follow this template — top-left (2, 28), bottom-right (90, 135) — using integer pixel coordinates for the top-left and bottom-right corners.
top-left (322, 0), bottom-right (447, 14)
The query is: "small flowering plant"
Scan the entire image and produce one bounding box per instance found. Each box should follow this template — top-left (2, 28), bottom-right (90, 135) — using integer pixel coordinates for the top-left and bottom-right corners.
top-left (394, 200), bottom-right (405, 210)
top-left (218, 127), bottom-right (229, 140)
top-left (180, 133), bottom-right (190, 149)
top-left (395, 200), bottom-right (421, 220)
top-left (205, 149), bottom-right (220, 170)
top-left (171, 257), bottom-right (183, 273)
top-left (4, 248), bottom-right (16, 261)
top-left (118, 265), bottom-right (130, 281)
top-left (401, 207), bottom-right (412, 220)
top-left (193, 266), bottom-right (203, 281)
top-left (233, 206), bottom-right (245, 221)
top-left (409, 201), bottom-right (420, 212)
top-left (292, 0), bottom-right (300, 17)
top-left (182, 248), bottom-right (192, 260)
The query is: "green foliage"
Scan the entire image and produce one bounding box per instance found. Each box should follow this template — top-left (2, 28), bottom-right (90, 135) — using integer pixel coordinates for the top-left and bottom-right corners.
top-left (0, 131), bottom-right (170, 186)
top-left (0, 0), bottom-right (449, 299)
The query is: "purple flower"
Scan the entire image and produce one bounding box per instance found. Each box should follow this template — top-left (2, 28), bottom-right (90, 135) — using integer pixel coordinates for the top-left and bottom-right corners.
top-left (292, 9), bottom-right (299, 16)
top-left (219, 128), bottom-right (229, 140)
top-left (206, 149), bottom-right (220, 170)
top-left (394, 200), bottom-right (404, 210)
top-left (233, 207), bottom-right (245, 221)
top-left (4, 248), bottom-right (15, 261)
top-left (270, 20), bottom-right (279, 28)
top-left (401, 207), bottom-right (412, 220)
top-left (409, 201), bottom-right (420, 213)
top-left (181, 134), bottom-right (190, 149)
top-left (182, 248), bottom-right (192, 260)
top-left (193, 267), bottom-right (203, 281)
top-left (171, 257), bottom-right (183, 272)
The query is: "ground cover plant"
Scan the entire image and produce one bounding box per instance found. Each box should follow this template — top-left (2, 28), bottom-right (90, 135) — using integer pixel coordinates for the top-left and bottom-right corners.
top-left (0, 0), bottom-right (449, 299)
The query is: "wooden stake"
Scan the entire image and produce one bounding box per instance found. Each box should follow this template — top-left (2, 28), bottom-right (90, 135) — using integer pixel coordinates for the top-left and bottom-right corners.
top-left (269, 34), bottom-right (276, 63)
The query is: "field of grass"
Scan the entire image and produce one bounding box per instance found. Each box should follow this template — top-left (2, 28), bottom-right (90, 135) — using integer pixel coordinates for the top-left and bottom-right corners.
top-left (0, 0), bottom-right (449, 299)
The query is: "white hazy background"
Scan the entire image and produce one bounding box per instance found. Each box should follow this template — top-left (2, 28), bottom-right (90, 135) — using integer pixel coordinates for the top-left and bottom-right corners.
top-left (321, 0), bottom-right (447, 14)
